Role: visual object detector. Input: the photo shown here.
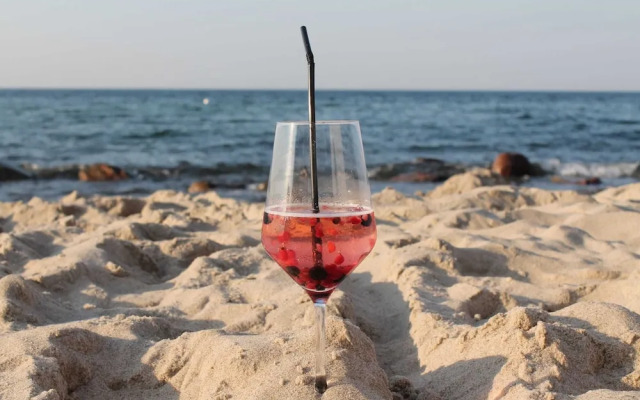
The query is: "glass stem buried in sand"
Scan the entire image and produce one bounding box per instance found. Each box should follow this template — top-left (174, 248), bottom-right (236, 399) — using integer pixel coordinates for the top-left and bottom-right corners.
top-left (314, 300), bottom-right (327, 393)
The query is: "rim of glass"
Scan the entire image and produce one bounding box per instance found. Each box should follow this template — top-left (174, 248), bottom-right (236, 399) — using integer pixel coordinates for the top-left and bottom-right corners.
top-left (276, 120), bottom-right (359, 125)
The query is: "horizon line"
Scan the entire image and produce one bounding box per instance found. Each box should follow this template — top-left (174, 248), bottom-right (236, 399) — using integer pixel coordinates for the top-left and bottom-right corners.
top-left (1, 87), bottom-right (640, 94)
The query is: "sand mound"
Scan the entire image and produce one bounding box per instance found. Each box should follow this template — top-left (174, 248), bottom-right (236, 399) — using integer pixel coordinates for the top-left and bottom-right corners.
top-left (1, 177), bottom-right (639, 399)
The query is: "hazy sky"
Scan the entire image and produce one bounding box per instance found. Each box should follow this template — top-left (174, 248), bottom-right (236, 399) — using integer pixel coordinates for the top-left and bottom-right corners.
top-left (1, 0), bottom-right (639, 91)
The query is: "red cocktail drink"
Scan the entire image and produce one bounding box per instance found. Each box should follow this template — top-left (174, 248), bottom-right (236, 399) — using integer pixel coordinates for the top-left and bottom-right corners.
top-left (262, 206), bottom-right (376, 301)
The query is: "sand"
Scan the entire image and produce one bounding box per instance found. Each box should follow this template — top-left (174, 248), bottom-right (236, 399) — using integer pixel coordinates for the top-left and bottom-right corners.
top-left (1, 169), bottom-right (639, 400)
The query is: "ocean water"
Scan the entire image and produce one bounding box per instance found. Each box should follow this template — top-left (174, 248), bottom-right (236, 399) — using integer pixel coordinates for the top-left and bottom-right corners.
top-left (1, 89), bottom-right (639, 202)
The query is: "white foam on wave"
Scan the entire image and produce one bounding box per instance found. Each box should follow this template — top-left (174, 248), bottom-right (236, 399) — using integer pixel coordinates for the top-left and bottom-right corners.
top-left (543, 159), bottom-right (639, 178)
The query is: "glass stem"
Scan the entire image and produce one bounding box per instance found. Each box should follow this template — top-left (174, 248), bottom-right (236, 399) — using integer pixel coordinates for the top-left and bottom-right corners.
top-left (314, 301), bottom-right (327, 394)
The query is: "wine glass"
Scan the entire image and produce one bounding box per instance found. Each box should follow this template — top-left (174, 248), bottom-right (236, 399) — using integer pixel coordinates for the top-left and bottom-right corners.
top-left (261, 120), bottom-right (377, 393)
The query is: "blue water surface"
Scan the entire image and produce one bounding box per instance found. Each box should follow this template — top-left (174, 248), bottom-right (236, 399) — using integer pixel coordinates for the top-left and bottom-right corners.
top-left (1, 90), bottom-right (639, 201)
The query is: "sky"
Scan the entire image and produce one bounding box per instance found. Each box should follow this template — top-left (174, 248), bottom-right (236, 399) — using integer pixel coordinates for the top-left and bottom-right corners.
top-left (1, 0), bottom-right (639, 91)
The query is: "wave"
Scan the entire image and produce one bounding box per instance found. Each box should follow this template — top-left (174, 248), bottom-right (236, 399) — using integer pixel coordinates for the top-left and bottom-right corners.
top-left (124, 129), bottom-right (179, 139)
top-left (596, 118), bottom-right (640, 126)
top-left (406, 143), bottom-right (488, 152)
top-left (517, 112), bottom-right (533, 120)
top-left (542, 160), bottom-right (639, 178)
top-left (13, 159), bottom-right (639, 191)
top-left (407, 144), bottom-right (443, 152)
top-left (368, 158), bottom-right (639, 181)
top-left (227, 118), bottom-right (263, 123)
top-left (526, 142), bottom-right (552, 149)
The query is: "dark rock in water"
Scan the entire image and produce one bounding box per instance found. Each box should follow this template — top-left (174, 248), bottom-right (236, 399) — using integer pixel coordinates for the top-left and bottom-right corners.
top-left (529, 162), bottom-right (547, 177)
top-left (632, 163), bottom-right (640, 179)
top-left (414, 157), bottom-right (445, 164)
top-left (578, 177), bottom-right (602, 185)
top-left (369, 158), bottom-right (465, 182)
top-left (491, 153), bottom-right (538, 178)
top-left (78, 164), bottom-right (128, 181)
top-left (188, 180), bottom-right (215, 193)
top-left (0, 163), bottom-right (31, 181)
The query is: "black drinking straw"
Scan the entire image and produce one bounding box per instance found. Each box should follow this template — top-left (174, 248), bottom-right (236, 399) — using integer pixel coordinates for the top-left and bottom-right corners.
top-left (300, 26), bottom-right (320, 214)
top-left (301, 26), bottom-right (328, 395)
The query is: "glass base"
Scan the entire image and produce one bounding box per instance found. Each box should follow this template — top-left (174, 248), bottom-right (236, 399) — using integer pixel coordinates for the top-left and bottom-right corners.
top-left (315, 375), bottom-right (327, 393)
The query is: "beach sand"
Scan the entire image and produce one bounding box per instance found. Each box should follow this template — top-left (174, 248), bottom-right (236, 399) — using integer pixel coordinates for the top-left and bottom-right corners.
top-left (1, 169), bottom-right (639, 400)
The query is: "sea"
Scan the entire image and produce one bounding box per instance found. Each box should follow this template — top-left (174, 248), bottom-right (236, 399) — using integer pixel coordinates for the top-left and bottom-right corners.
top-left (1, 90), bottom-right (639, 202)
